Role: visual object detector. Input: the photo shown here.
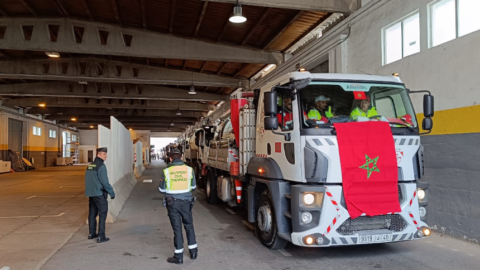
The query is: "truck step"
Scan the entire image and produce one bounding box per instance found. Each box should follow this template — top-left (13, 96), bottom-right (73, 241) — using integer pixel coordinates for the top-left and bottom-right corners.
top-left (283, 211), bottom-right (292, 218)
top-left (284, 193), bottom-right (291, 199)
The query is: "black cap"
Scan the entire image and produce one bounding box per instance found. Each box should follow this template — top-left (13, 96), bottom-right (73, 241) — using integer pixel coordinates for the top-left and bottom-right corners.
top-left (96, 147), bottom-right (108, 153)
top-left (170, 148), bottom-right (181, 154)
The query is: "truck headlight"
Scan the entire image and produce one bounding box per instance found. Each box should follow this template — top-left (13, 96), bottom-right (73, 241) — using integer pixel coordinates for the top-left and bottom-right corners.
top-left (419, 207), bottom-right (426, 218)
top-left (417, 189), bottom-right (426, 200)
top-left (301, 212), bottom-right (313, 224)
top-left (303, 193), bottom-right (315, 205)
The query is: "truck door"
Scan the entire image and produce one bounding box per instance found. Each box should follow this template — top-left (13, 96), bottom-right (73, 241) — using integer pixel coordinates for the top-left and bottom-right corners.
top-left (257, 90), bottom-right (303, 182)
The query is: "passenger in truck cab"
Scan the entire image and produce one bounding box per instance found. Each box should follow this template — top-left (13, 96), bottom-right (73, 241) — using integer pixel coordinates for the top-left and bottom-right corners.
top-left (277, 96), bottom-right (294, 129)
top-left (307, 95), bottom-right (332, 123)
top-left (350, 95), bottom-right (378, 120)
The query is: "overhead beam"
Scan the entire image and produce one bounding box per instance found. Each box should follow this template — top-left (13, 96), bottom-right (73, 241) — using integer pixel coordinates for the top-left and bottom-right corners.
top-left (140, 0), bottom-right (147, 29)
top-left (110, 0), bottom-right (123, 26)
top-left (82, 0), bottom-right (94, 21)
top-left (206, 0), bottom-right (359, 14)
top-left (70, 122), bottom-right (190, 128)
top-left (0, 58), bottom-right (247, 88)
top-left (3, 97), bottom-right (214, 111)
top-left (263, 11), bottom-right (304, 50)
top-left (19, 0), bottom-right (37, 17)
top-left (0, 18), bottom-right (281, 64)
top-left (169, 0), bottom-right (177, 33)
top-left (150, 132), bottom-right (182, 137)
top-left (26, 108), bottom-right (206, 118)
top-left (241, 7), bottom-right (271, 46)
top-left (194, 1), bottom-right (209, 37)
top-left (0, 82), bottom-right (228, 101)
top-left (49, 115), bottom-right (197, 123)
top-left (53, 0), bottom-right (69, 17)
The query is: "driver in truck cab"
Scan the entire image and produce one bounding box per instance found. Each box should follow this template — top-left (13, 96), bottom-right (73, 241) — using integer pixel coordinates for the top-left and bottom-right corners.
top-left (277, 96), bottom-right (293, 129)
top-left (350, 95), bottom-right (378, 120)
top-left (308, 95), bottom-right (332, 123)
top-left (277, 96), bottom-right (308, 129)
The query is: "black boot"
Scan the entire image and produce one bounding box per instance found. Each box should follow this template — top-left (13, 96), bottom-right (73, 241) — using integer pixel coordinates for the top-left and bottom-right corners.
top-left (88, 234), bottom-right (98, 239)
top-left (97, 237), bottom-right (110, 243)
top-left (167, 257), bottom-right (183, 264)
top-left (189, 248), bottom-right (198, 260)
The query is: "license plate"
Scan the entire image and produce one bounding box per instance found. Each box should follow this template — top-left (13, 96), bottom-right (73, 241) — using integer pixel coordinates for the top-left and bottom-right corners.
top-left (358, 233), bottom-right (392, 244)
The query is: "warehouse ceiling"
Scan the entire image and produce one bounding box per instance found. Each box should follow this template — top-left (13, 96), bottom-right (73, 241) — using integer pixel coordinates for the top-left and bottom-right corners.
top-left (0, 0), bottom-right (357, 132)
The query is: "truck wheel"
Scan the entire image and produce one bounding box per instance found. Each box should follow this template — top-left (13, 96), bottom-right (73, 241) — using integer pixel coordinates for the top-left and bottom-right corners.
top-left (206, 170), bottom-right (219, 204)
top-left (255, 191), bottom-right (288, 250)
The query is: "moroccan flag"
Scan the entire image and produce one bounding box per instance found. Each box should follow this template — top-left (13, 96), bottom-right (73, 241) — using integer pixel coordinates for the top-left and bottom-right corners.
top-left (334, 121), bottom-right (400, 219)
top-left (353, 91), bottom-right (366, 100)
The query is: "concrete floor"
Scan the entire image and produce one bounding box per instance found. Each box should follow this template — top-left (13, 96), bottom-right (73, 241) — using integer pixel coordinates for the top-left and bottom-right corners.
top-left (1, 162), bottom-right (480, 270)
top-left (0, 166), bottom-right (88, 270)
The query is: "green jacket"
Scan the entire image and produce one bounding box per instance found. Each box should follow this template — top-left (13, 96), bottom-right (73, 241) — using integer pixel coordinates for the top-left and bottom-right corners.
top-left (159, 159), bottom-right (196, 200)
top-left (308, 107), bottom-right (333, 119)
top-left (85, 157), bottom-right (115, 198)
top-left (350, 107), bottom-right (378, 119)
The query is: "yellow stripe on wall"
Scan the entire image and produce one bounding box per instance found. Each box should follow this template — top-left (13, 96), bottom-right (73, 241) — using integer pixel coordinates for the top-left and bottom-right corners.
top-left (417, 104), bottom-right (480, 135)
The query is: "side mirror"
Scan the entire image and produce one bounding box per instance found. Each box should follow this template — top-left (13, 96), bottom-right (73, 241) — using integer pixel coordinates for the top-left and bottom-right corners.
top-left (264, 91), bottom-right (277, 116)
top-left (422, 118), bottom-right (433, 131)
top-left (423, 95), bottom-right (434, 118)
top-left (264, 117), bottom-right (278, 130)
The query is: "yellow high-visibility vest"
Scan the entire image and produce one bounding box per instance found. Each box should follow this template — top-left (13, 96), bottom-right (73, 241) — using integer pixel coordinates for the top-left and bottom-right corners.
top-left (163, 165), bottom-right (194, 194)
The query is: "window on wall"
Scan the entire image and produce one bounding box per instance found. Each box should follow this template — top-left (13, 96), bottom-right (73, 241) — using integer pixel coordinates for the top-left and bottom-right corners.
top-left (33, 126), bottom-right (41, 136)
top-left (383, 12), bottom-right (420, 65)
top-left (430, 0), bottom-right (480, 47)
top-left (72, 134), bottom-right (77, 142)
top-left (49, 129), bottom-right (56, 138)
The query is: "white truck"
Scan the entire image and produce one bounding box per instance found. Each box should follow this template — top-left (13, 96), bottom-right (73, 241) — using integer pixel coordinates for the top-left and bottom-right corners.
top-left (193, 72), bottom-right (433, 249)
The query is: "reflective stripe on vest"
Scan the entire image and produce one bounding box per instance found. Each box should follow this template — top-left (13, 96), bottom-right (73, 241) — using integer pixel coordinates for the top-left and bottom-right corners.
top-left (164, 165), bottom-right (193, 194)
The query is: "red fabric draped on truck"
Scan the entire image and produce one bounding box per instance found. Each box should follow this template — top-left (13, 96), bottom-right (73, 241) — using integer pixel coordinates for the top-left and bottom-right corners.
top-left (334, 121), bottom-right (401, 219)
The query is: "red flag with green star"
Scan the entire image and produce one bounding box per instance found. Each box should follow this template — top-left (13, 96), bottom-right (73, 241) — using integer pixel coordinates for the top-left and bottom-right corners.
top-left (334, 121), bottom-right (400, 219)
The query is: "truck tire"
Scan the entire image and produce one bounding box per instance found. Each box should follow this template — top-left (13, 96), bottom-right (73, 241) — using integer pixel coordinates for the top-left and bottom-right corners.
top-left (255, 191), bottom-right (288, 250)
top-left (206, 170), bottom-right (219, 204)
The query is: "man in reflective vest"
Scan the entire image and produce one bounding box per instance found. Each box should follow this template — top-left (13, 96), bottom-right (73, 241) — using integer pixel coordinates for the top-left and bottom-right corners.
top-left (159, 148), bottom-right (197, 264)
top-left (308, 95), bottom-right (333, 122)
top-left (350, 96), bottom-right (378, 120)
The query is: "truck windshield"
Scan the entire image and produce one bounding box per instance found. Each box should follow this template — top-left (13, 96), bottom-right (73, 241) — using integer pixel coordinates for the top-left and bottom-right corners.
top-left (300, 81), bottom-right (417, 129)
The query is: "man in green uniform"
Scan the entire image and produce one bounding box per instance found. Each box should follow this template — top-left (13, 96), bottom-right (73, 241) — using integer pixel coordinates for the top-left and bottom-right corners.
top-left (85, 147), bottom-right (115, 243)
top-left (159, 148), bottom-right (198, 265)
top-left (350, 96), bottom-right (378, 119)
top-left (308, 95), bottom-right (334, 121)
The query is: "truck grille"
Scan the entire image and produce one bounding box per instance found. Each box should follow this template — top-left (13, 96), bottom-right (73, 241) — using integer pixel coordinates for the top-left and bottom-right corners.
top-left (336, 214), bottom-right (408, 235)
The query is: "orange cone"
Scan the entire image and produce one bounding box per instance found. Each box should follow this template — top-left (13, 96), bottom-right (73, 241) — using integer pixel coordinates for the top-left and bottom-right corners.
top-left (235, 180), bottom-right (242, 203)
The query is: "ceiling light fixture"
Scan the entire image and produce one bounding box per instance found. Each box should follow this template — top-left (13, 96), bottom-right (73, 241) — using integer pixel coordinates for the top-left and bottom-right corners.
top-left (38, 103), bottom-right (46, 107)
top-left (229, 0), bottom-right (247, 23)
top-left (189, 72), bottom-right (196, 94)
top-left (170, 121), bottom-right (175, 126)
top-left (90, 125), bottom-right (94, 128)
top-left (189, 85), bottom-right (196, 95)
top-left (71, 117), bottom-right (77, 121)
top-left (176, 109), bottom-right (182, 116)
top-left (45, 52), bottom-right (60, 58)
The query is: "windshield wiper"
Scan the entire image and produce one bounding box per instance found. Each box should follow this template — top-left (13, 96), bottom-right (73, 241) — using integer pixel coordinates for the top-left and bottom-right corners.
top-left (387, 121), bottom-right (415, 132)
